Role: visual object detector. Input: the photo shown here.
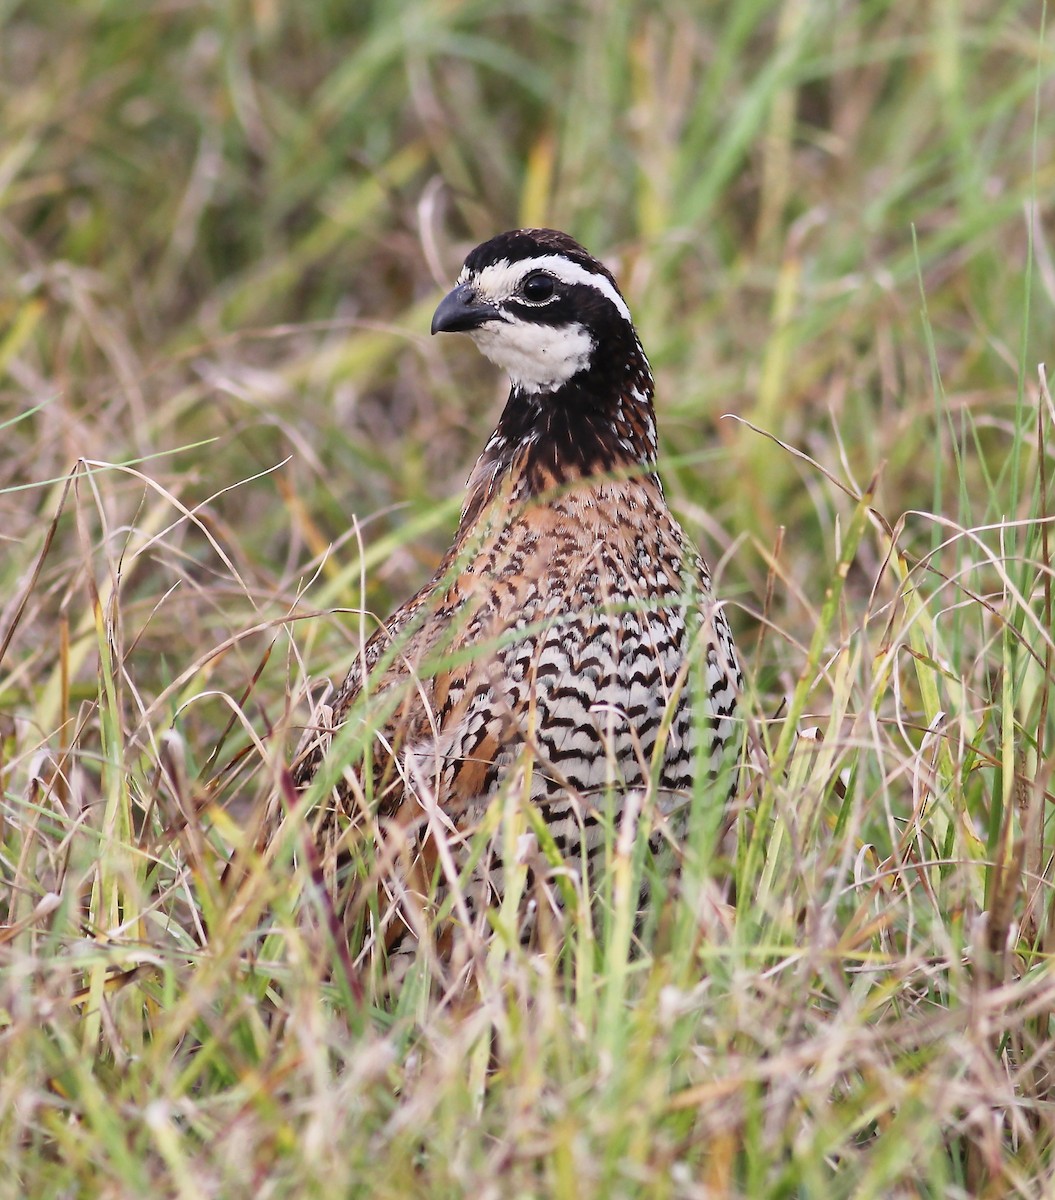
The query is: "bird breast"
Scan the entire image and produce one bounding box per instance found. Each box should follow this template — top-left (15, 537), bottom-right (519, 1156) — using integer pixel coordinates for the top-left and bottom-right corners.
top-left (402, 478), bottom-right (721, 817)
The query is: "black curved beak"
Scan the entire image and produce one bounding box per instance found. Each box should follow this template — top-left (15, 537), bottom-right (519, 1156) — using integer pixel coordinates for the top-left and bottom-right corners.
top-left (431, 283), bottom-right (498, 335)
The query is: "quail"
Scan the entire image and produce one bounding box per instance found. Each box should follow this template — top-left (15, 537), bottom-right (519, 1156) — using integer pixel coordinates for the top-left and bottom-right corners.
top-left (289, 229), bottom-right (743, 956)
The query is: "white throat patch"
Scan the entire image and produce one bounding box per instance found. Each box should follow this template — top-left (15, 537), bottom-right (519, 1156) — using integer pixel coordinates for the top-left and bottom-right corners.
top-left (469, 319), bottom-right (594, 394)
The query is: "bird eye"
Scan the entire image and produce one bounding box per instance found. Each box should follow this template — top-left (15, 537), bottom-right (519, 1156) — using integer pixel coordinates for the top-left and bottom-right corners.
top-left (520, 272), bottom-right (556, 302)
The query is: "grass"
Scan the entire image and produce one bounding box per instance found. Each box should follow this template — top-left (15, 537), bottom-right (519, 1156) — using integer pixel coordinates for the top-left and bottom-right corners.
top-left (2, 0), bottom-right (1055, 1194)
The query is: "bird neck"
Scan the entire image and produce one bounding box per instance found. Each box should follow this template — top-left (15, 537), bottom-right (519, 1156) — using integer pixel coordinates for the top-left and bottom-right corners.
top-left (461, 332), bottom-right (659, 523)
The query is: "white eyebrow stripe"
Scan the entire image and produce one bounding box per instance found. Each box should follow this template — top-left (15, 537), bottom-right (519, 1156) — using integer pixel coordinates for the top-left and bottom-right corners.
top-left (463, 254), bottom-right (634, 326)
top-left (527, 255), bottom-right (633, 324)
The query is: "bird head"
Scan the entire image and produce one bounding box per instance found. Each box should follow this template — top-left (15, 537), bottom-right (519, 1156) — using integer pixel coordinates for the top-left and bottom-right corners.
top-left (431, 229), bottom-right (643, 397)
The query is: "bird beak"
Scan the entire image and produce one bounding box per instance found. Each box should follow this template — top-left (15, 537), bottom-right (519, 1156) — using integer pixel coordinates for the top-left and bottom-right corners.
top-left (431, 283), bottom-right (499, 335)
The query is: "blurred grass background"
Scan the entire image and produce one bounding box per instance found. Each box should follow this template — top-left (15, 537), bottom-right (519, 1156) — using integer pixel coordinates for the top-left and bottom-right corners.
top-left (2, 0), bottom-right (1055, 1195)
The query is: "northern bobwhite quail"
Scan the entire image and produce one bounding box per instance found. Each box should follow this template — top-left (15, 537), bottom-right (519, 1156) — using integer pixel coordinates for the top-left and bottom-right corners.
top-left (289, 229), bottom-right (743, 957)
